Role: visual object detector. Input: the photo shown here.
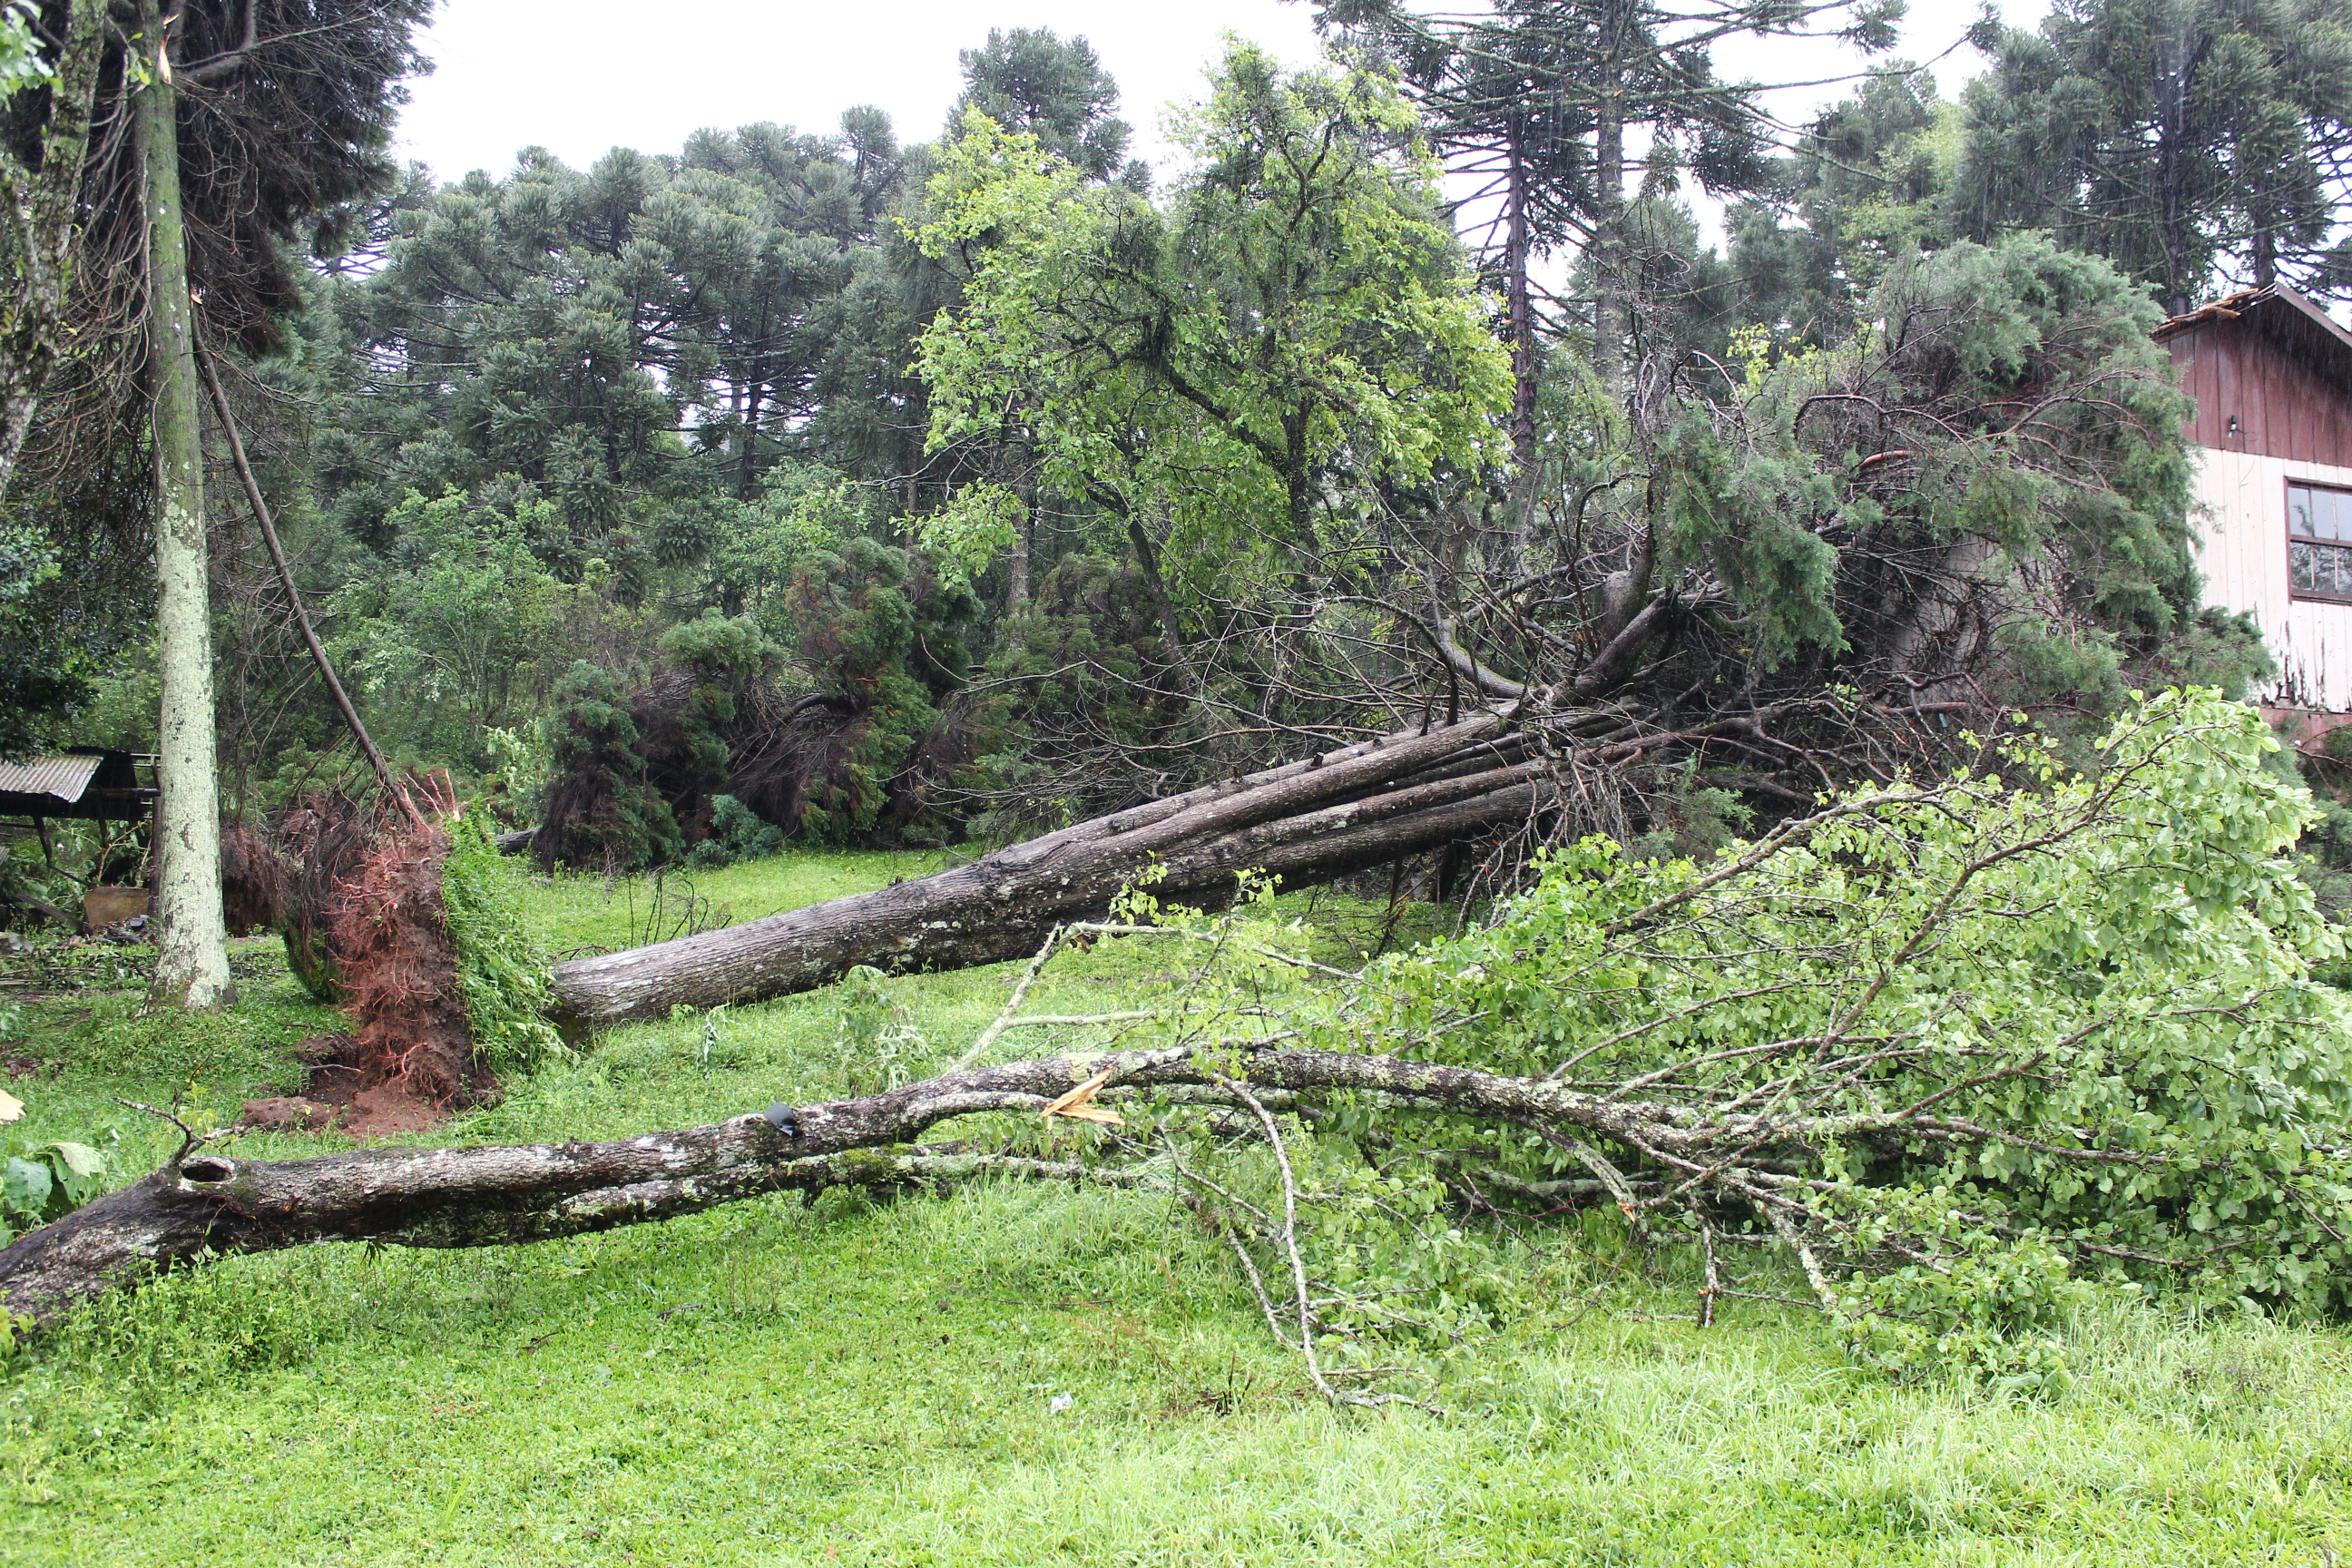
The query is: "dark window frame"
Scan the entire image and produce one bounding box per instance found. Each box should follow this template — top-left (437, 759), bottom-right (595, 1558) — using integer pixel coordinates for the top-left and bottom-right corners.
top-left (2287, 476), bottom-right (2352, 604)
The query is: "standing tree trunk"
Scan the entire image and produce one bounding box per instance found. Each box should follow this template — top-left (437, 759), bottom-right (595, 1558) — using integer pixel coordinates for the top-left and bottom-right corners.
top-left (1589, 5), bottom-right (1629, 404)
top-left (1005, 474), bottom-right (1033, 614)
top-left (1502, 122), bottom-right (1542, 571)
top-left (139, 8), bottom-right (231, 1010)
top-left (0, 0), bottom-right (107, 504)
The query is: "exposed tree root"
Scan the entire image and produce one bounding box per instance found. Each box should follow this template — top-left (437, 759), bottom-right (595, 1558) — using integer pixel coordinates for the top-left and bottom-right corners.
top-left (328, 811), bottom-right (479, 1111)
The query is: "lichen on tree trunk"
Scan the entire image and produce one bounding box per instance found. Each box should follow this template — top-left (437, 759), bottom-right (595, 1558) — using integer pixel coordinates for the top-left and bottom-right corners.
top-left (138, 8), bottom-right (231, 1010)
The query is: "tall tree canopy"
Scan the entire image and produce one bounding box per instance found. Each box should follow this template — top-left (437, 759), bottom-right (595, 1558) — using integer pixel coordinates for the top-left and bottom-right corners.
top-left (918, 48), bottom-right (1509, 681)
top-left (1953, 0), bottom-right (2352, 312)
top-left (0, 0), bottom-right (2322, 921)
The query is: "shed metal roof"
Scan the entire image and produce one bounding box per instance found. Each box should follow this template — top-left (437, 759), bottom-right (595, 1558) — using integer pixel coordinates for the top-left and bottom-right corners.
top-left (0, 755), bottom-right (101, 805)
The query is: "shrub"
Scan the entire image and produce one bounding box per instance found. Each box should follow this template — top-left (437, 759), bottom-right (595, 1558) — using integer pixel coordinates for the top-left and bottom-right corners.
top-left (687, 794), bottom-right (782, 868)
top-left (535, 660), bottom-right (680, 872)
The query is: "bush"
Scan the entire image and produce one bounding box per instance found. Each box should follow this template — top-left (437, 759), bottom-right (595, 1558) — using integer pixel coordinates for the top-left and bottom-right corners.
top-left (687, 794), bottom-right (783, 868)
top-left (534, 660), bottom-right (680, 872)
top-left (780, 537), bottom-right (979, 843)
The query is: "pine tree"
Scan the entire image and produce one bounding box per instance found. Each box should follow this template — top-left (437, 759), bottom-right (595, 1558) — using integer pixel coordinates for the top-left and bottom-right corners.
top-left (1322, 0), bottom-right (1901, 546)
top-left (952, 28), bottom-right (1143, 187)
top-left (1724, 63), bottom-right (1957, 345)
top-left (1954, 0), bottom-right (2352, 311)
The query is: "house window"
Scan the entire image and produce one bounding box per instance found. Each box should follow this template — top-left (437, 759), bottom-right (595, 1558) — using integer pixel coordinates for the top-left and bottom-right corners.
top-left (2289, 481), bottom-right (2352, 601)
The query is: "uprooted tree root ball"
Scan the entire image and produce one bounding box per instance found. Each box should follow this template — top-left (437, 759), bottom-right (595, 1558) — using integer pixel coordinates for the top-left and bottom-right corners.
top-left (269, 789), bottom-right (381, 1004)
top-left (327, 818), bottom-right (477, 1109)
top-left (251, 779), bottom-right (559, 1126)
top-left (328, 811), bottom-right (484, 1113)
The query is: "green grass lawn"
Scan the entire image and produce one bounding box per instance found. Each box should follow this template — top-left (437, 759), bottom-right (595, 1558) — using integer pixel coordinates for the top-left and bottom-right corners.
top-left (0, 853), bottom-right (2347, 1566)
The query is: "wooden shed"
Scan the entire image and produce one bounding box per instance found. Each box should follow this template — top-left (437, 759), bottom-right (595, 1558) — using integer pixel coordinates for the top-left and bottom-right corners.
top-left (2155, 284), bottom-right (2352, 720)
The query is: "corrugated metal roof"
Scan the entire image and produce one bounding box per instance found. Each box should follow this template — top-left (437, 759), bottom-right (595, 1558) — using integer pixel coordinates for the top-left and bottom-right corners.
top-left (0, 755), bottom-right (101, 804)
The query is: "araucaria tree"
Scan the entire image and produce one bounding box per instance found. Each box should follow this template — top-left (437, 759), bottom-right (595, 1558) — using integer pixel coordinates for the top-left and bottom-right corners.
top-left (137, 0), bottom-right (232, 1007)
top-left (1954, 0), bottom-right (2352, 312)
top-left (534, 36), bottom-right (2262, 1024)
top-left (0, 0), bottom-right (428, 995)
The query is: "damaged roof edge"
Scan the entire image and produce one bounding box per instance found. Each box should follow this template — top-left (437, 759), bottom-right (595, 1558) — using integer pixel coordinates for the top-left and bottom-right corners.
top-left (2155, 281), bottom-right (2352, 363)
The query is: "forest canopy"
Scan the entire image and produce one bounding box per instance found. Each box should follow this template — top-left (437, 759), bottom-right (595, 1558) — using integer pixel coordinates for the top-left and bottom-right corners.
top-left (0, 0), bottom-right (2342, 926)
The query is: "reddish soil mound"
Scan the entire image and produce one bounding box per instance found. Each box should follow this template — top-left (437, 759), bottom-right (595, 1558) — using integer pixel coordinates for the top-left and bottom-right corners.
top-left (273, 1031), bottom-right (454, 1141)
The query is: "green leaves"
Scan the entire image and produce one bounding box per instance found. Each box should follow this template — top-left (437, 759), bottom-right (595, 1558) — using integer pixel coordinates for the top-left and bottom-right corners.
top-left (440, 810), bottom-right (569, 1075)
top-left (1659, 232), bottom-right (2214, 684)
top-left (915, 47), bottom-right (1508, 600)
top-left (1341, 689), bottom-right (2352, 1369)
top-left (0, 2), bottom-right (53, 100)
top-left (0, 1134), bottom-right (110, 1248)
top-left (914, 483), bottom-right (1024, 592)
top-left (3, 1156), bottom-right (48, 1214)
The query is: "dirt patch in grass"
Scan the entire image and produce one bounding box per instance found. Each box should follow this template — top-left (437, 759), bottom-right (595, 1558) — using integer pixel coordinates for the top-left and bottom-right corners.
top-left (259, 1028), bottom-right (453, 1140)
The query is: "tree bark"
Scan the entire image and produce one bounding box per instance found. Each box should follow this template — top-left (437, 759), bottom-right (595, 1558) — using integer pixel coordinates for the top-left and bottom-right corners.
top-left (1122, 510), bottom-right (1187, 669)
top-left (140, 10), bottom-right (232, 1011)
top-left (550, 711), bottom-right (1548, 1027)
top-left (1589, 6), bottom-right (1629, 404)
top-left (1005, 478), bottom-right (1032, 614)
top-left (0, 1041), bottom-right (1673, 1328)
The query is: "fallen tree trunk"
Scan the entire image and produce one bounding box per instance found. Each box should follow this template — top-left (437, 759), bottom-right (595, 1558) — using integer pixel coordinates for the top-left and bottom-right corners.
top-left (0, 1042), bottom-right (1663, 1327)
top-left (551, 710), bottom-right (1549, 1026)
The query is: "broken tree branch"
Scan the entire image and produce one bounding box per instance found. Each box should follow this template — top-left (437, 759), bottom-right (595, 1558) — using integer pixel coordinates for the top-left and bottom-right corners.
top-left (200, 343), bottom-right (398, 804)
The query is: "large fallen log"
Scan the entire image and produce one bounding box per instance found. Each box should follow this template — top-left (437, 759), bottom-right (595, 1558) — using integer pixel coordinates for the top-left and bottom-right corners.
top-left (0, 1042), bottom-right (1661, 1328)
top-left (550, 710), bottom-right (1551, 1027)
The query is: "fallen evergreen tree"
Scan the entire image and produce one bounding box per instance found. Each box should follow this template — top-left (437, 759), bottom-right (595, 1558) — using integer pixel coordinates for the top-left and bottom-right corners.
top-left (539, 213), bottom-right (2269, 1028)
top-left (545, 705), bottom-right (1561, 1025)
top-left (8, 692), bottom-right (2347, 1391)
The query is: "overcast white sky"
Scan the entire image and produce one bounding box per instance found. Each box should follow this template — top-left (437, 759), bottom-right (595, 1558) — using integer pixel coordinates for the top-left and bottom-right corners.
top-left (392, 0), bottom-right (2023, 192)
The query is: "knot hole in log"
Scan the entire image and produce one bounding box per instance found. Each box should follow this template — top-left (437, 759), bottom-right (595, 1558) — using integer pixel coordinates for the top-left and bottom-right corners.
top-left (179, 1157), bottom-right (236, 1185)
